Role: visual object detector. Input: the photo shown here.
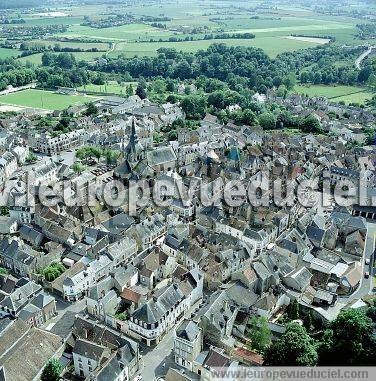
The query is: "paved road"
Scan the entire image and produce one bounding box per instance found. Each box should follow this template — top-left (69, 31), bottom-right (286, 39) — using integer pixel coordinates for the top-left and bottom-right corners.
top-left (355, 46), bottom-right (375, 69)
top-left (139, 329), bottom-right (175, 381)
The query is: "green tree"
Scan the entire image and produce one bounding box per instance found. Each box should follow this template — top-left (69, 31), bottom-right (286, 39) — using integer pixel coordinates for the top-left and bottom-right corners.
top-left (258, 112), bottom-right (277, 130)
top-left (320, 309), bottom-right (376, 365)
top-left (367, 73), bottom-right (376, 91)
top-left (25, 152), bottom-right (37, 163)
top-left (42, 263), bottom-right (66, 282)
top-left (300, 114), bottom-right (322, 133)
top-left (76, 146), bottom-right (102, 164)
top-left (0, 206), bottom-right (9, 216)
top-left (288, 299), bottom-right (300, 320)
top-left (303, 311), bottom-right (313, 331)
top-left (85, 102), bottom-right (98, 116)
top-left (136, 84), bottom-right (147, 99)
top-left (71, 162), bottom-right (85, 174)
top-left (126, 84), bottom-right (134, 96)
top-left (41, 358), bottom-right (63, 381)
top-left (265, 323), bottom-right (318, 366)
top-left (247, 316), bottom-right (271, 353)
top-left (283, 73), bottom-right (297, 90)
top-left (103, 149), bottom-right (121, 164)
top-left (181, 94), bottom-right (207, 119)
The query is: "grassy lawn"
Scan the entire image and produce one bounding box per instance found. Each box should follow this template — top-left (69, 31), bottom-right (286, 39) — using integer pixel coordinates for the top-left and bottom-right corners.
top-left (0, 0), bottom-right (366, 64)
top-left (0, 47), bottom-right (20, 60)
top-left (293, 85), bottom-right (374, 104)
top-left (77, 81), bottom-right (137, 95)
top-left (18, 51), bottom-right (107, 65)
top-left (0, 89), bottom-right (99, 110)
top-left (334, 92), bottom-right (374, 105)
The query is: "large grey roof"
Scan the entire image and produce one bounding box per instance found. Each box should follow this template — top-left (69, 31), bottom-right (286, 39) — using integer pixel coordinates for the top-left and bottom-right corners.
top-left (176, 320), bottom-right (200, 342)
top-left (147, 146), bottom-right (177, 167)
top-left (132, 283), bottom-right (184, 324)
top-left (73, 338), bottom-right (107, 361)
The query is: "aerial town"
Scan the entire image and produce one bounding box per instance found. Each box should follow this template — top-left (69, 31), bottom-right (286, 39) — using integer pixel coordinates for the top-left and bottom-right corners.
top-left (0, 86), bottom-right (376, 380)
top-left (1, 0), bottom-right (376, 380)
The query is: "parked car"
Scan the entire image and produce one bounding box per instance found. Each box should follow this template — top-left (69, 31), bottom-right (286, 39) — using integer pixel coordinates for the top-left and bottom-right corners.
top-left (365, 271), bottom-right (370, 279)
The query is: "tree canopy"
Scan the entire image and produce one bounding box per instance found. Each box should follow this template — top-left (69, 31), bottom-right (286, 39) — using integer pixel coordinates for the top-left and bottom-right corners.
top-left (265, 323), bottom-right (318, 366)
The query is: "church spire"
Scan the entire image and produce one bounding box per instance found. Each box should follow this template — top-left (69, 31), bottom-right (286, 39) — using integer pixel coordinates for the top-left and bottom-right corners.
top-left (128, 115), bottom-right (139, 150)
top-left (124, 116), bottom-right (144, 165)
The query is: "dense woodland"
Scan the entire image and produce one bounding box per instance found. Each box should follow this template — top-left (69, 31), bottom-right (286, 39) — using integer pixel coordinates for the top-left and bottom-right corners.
top-left (0, 44), bottom-right (373, 93)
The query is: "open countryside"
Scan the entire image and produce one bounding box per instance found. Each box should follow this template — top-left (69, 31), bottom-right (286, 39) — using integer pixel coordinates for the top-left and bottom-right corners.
top-left (293, 85), bottom-right (374, 104)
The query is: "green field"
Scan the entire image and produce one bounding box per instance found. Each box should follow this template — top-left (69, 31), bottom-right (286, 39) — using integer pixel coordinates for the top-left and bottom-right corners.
top-left (18, 51), bottom-right (107, 65)
top-left (26, 39), bottom-right (110, 51)
top-left (77, 81), bottom-right (137, 95)
top-left (0, 89), bottom-right (99, 110)
top-left (111, 36), bottom-right (321, 59)
top-left (60, 23), bottom-right (174, 41)
top-left (293, 85), bottom-right (374, 104)
top-left (1, 0), bottom-right (372, 64)
top-left (0, 47), bottom-right (20, 60)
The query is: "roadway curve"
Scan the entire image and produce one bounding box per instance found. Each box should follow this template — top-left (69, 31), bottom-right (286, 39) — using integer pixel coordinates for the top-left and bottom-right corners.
top-left (355, 46), bottom-right (375, 70)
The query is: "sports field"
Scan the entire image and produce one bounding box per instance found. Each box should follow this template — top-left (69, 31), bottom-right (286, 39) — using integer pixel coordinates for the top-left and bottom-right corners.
top-left (293, 85), bottom-right (374, 104)
top-left (0, 89), bottom-right (99, 110)
top-left (77, 82), bottom-right (137, 95)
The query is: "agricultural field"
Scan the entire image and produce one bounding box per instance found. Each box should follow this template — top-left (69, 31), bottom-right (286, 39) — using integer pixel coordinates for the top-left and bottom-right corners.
top-left (2, 0), bottom-right (369, 63)
top-left (59, 23), bottom-right (175, 42)
top-left (0, 89), bottom-right (99, 111)
top-left (26, 39), bottom-right (110, 51)
top-left (293, 85), bottom-right (374, 104)
top-left (0, 47), bottom-right (20, 60)
top-left (18, 51), bottom-right (107, 65)
top-left (111, 35), bottom-right (322, 58)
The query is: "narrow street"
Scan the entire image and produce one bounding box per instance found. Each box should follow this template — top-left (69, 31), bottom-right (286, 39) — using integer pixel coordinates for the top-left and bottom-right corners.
top-left (137, 300), bottom-right (202, 381)
top-left (139, 329), bottom-right (175, 381)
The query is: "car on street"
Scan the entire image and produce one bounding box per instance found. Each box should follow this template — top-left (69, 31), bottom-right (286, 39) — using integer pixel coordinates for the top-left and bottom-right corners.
top-left (365, 271), bottom-right (370, 279)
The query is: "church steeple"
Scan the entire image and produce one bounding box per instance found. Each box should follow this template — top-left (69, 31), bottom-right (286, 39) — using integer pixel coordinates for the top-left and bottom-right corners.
top-left (124, 116), bottom-right (144, 165)
top-left (129, 116), bottom-right (139, 148)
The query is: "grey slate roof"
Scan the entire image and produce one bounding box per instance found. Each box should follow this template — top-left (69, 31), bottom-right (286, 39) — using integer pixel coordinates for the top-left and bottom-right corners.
top-left (147, 146), bottom-right (177, 167)
top-left (132, 283), bottom-right (184, 324)
top-left (73, 338), bottom-right (107, 361)
top-left (176, 320), bottom-right (200, 342)
top-left (50, 311), bottom-right (76, 339)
